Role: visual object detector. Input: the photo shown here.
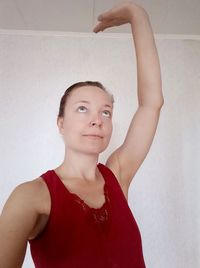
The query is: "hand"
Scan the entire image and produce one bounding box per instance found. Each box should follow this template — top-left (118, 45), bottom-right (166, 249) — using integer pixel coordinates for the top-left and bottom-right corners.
top-left (93, 1), bottom-right (146, 33)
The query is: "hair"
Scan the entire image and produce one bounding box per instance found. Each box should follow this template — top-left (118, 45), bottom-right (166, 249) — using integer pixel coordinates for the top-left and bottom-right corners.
top-left (58, 81), bottom-right (114, 118)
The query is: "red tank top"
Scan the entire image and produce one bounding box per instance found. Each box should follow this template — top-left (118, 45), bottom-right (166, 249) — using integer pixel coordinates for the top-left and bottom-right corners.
top-left (29, 163), bottom-right (146, 267)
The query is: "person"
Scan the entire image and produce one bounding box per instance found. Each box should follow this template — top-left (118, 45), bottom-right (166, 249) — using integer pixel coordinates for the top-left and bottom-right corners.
top-left (0, 1), bottom-right (164, 267)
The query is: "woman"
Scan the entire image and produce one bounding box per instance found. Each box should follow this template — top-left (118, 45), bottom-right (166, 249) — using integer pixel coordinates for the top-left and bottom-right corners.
top-left (0, 1), bottom-right (164, 267)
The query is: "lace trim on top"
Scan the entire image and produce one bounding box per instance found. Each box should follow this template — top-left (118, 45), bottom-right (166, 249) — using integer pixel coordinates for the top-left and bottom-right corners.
top-left (52, 168), bottom-right (110, 225)
top-left (73, 183), bottom-right (110, 225)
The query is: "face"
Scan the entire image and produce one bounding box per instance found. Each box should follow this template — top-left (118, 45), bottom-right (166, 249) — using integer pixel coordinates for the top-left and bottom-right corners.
top-left (57, 86), bottom-right (113, 155)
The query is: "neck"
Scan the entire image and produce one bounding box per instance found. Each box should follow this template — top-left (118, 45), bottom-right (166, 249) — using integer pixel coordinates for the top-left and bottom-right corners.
top-left (56, 148), bottom-right (100, 182)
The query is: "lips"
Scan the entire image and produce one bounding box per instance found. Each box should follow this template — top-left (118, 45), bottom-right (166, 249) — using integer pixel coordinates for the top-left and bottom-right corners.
top-left (83, 134), bottom-right (103, 138)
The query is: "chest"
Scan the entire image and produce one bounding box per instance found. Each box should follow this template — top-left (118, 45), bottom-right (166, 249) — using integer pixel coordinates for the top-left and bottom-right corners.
top-left (62, 177), bottom-right (106, 209)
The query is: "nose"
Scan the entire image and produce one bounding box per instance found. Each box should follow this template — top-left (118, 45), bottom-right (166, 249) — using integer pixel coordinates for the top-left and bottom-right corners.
top-left (90, 113), bottom-right (102, 127)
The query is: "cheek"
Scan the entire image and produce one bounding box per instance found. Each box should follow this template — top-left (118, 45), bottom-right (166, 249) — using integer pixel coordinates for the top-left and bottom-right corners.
top-left (104, 120), bottom-right (113, 135)
top-left (63, 116), bottom-right (86, 137)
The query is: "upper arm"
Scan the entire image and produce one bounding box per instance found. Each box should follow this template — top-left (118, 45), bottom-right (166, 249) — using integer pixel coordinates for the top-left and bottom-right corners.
top-left (106, 105), bottom-right (163, 189)
top-left (0, 182), bottom-right (40, 268)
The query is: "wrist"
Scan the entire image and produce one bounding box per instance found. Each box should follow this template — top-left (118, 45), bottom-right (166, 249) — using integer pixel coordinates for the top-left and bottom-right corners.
top-left (128, 4), bottom-right (149, 23)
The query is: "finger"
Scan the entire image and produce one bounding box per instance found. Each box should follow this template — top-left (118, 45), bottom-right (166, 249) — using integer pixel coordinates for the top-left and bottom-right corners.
top-left (93, 25), bottom-right (101, 33)
top-left (93, 23), bottom-right (105, 33)
top-left (93, 19), bottom-right (116, 33)
top-left (97, 14), bottom-right (103, 21)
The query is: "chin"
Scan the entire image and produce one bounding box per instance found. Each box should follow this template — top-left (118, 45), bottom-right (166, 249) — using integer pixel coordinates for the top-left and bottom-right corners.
top-left (78, 143), bottom-right (109, 155)
top-left (84, 147), bottom-right (107, 155)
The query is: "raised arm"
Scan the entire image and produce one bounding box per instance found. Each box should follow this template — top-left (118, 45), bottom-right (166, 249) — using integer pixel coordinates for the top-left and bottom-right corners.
top-left (94, 2), bottom-right (164, 194)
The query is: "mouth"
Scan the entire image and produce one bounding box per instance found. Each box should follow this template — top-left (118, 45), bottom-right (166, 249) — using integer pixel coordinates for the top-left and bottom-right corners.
top-left (83, 134), bottom-right (103, 139)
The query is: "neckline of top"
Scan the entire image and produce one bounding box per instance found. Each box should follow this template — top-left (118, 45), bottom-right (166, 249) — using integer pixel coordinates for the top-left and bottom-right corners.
top-left (51, 163), bottom-right (108, 211)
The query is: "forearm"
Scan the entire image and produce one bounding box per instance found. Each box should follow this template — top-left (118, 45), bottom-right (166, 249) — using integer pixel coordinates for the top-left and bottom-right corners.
top-left (129, 6), bottom-right (164, 108)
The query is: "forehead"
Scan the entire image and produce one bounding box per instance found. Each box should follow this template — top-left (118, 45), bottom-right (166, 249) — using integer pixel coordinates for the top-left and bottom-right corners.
top-left (67, 86), bottom-right (113, 106)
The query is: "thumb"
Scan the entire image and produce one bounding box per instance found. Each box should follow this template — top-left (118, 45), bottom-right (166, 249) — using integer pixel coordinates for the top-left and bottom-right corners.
top-left (97, 9), bottom-right (114, 21)
top-left (97, 14), bottom-right (103, 21)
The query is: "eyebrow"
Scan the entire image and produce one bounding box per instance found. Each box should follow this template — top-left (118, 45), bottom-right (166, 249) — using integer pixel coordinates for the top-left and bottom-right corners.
top-left (73, 100), bottom-right (113, 109)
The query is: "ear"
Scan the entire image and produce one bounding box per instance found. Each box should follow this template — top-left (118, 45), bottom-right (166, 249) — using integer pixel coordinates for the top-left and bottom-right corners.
top-left (57, 116), bottom-right (64, 135)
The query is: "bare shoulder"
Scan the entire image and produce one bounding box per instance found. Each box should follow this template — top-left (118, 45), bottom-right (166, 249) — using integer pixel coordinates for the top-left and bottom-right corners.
top-left (1, 176), bottom-right (50, 217)
top-left (0, 177), bottom-right (50, 267)
top-left (0, 176), bottom-right (51, 242)
top-left (31, 177), bottom-right (51, 214)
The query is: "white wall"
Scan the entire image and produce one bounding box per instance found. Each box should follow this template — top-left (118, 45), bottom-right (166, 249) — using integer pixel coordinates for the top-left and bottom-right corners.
top-left (0, 30), bottom-right (199, 268)
top-left (1, 0), bottom-right (200, 35)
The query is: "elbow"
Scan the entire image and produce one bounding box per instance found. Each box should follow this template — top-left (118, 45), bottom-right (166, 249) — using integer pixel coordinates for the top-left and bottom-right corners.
top-left (139, 98), bottom-right (164, 110)
top-left (153, 94), bottom-right (165, 109)
top-left (158, 97), bottom-right (164, 109)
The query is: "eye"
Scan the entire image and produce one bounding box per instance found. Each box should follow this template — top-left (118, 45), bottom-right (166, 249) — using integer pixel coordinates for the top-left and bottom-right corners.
top-left (77, 106), bottom-right (87, 113)
top-left (102, 110), bottom-right (111, 117)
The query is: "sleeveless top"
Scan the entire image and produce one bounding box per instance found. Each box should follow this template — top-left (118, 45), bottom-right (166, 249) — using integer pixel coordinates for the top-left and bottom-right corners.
top-left (29, 163), bottom-right (146, 268)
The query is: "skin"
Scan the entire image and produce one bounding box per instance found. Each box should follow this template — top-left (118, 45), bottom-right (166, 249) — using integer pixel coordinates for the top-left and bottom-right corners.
top-left (0, 1), bottom-right (164, 267)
